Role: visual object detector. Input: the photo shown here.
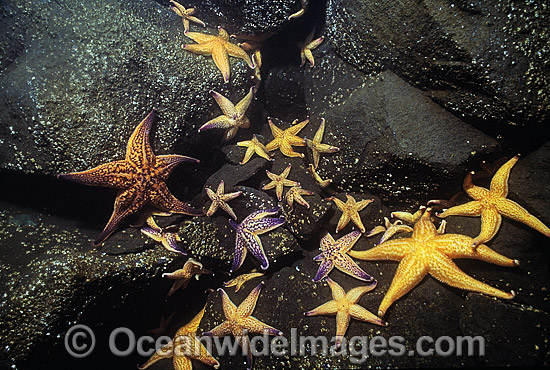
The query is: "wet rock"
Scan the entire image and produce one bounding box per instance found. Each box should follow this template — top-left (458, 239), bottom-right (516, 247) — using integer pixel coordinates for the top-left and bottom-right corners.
top-left (0, 0), bottom-right (253, 176)
top-left (326, 0), bottom-right (549, 125)
top-left (179, 186), bottom-right (300, 272)
top-left (171, 0), bottom-right (301, 34)
top-left (0, 201), bottom-right (179, 365)
top-left (265, 46), bottom-right (500, 204)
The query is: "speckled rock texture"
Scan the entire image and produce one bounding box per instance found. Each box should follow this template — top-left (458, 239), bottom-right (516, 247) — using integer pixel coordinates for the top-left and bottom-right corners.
top-left (0, 0), bottom-right (254, 175)
top-left (326, 0), bottom-right (549, 125)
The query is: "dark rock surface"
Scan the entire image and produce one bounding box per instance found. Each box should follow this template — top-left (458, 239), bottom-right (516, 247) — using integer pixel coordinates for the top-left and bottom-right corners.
top-left (0, 0), bottom-right (253, 176)
top-left (326, 0), bottom-right (549, 125)
top-left (265, 45), bottom-right (500, 204)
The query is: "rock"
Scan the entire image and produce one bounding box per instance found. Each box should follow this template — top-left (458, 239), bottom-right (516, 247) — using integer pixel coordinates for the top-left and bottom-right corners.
top-left (326, 0), bottom-right (549, 125)
top-left (265, 46), bottom-right (499, 204)
top-left (0, 0), bottom-right (253, 176)
top-left (172, 0), bottom-right (301, 34)
top-left (0, 201), bottom-right (179, 365)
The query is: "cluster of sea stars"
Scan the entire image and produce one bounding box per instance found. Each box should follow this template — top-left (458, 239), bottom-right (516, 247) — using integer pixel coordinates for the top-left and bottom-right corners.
top-left (55, 2), bottom-right (550, 369)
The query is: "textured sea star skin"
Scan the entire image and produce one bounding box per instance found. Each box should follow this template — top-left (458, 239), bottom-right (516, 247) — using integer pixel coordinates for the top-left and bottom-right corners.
top-left (265, 118), bottom-right (308, 158)
top-left (58, 110), bottom-right (204, 246)
top-left (330, 194), bottom-right (373, 233)
top-left (139, 304), bottom-right (219, 370)
top-left (349, 208), bottom-right (518, 317)
top-left (312, 230), bottom-right (375, 283)
top-left (262, 164), bottom-right (300, 201)
top-left (237, 135), bottom-right (273, 165)
top-left (285, 186), bottom-right (314, 211)
top-left (438, 155), bottom-right (550, 247)
top-left (288, 0), bottom-right (309, 20)
top-left (224, 271), bottom-right (265, 293)
top-left (169, 0), bottom-right (205, 33)
top-left (305, 118), bottom-right (339, 169)
top-left (228, 208), bottom-right (285, 273)
top-left (299, 30), bottom-right (324, 67)
top-left (183, 27), bottom-right (254, 83)
top-left (162, 258), bottom-right (212, 297)
top-left (305, 277), bottom-right (386, 347)
top-left (198, 87), bottom-right (255, 141)
top-left (307, 164), bottom-right (332, 188)
top-left (205, 180), bottom-right (242, 220)
top-left (203, 283), bottom-right (282, 370)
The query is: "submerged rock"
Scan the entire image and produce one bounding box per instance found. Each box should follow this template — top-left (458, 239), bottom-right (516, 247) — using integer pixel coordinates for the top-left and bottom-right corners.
top-left (326, 0), bottom-right (549, 125)
top-left (0, 0), bottom-right (253, 176)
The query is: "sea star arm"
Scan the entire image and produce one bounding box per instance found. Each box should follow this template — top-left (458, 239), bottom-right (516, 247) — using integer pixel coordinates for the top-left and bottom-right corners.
top-left (378, 253), bottom-right (430, 317)
top-left (246, 217), bottom-right (285, 235)
top-left (495, 198), bottom-right (550, 237)
top-left (57, 160), bottom-right (135, 189)
top-left (433, 234), bottom-right (518, 266)
top-left (202, 320), bottom-right (233, 337)
top-left (211, 43), bottom-right (231, 82)
top-left (94, 189), bottom-right (147, 246)
top-left (240, 316), bottom-right (282, 336)
top-left (462, 171), bottom-right (490, 200)
top-left (348, 238), bottom-right (410, 261)
top-left (279, 141), bottom-right (304, 157)
top-left (334, 310), bottom-right (351, 347)
top-left (334, 253), bottom-right (374, 282)
top-left (345, 284), bottom-right (377, 303)
top-left (248, 232), bottom-right (269, 269)
top-left (126, 110), bottom-right (156, 167)
top-left (210, 90), bottom-right (238, 117)
top-left (313, 259), bottom-right (334, 282)
top-left (235, 87), bottom-right (255, 115)
top-left (473, 207), bottom-right (502, 246)
top-left (304, 300), bottom-right (338, 316)
top-left (156, 154), bottom-right (200, 180)
top-left (182, 42), bottom-right (214, 56)
top-left (490, 155), bottom-right (519, 197)
top-left (287, 119), bottom-right (309, 136)
top-left (438, 200), bottom-right (484, 218)
top-left (349, 305), bottom-right (386, 326)
top-left (183, 31), bottom-right (215, 44)
top-left (236, 282), bottom-right (263, 317)
top-left (138, 340), bottom-right (173, 369)
top-left (199, 115), bottom-right (234, 132)
top-left (151, 183), bottom-right (205, 216)
top-left (428, 251), bottom-right (514, 300)
top-left (230, 226), bottom-right (248, 273)
top-left (328, 277), bottom-right (346, 300)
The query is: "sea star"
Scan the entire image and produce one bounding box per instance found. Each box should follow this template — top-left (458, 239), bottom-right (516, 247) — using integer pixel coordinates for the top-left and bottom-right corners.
top-left (312, 230), bottom-right (374, 282)
top-left (299, 30), bottom-right (324, 67)
top-left (365, 217), bottom-right (413, 245)
top-left (141, 216), bottom-right (187, 254)
top-left (203, 282), bottom-right (282, 370)
top-left (265, 118), bottom-right (308, 158)
top-left (349, 208), bottom-right (519, 317)
top-left (305, 118), bottom-right (339, 169)
top-left (198, 87), bottom-right (255, 141)
top-left (237, 135), bottom-right (273, 165)
top-left (305, 277), bottom-right (385, 347)
top-left (262, 164), bottom-right (300, 201)
top-left (438, 155), bottom-right (550, 247)
top-left (182, 27), bottom-right (254, 83)
top-left (162, 258), bottom-right (212, 297)
top-left (224, 271), bottom-right (265, 293)
top-left (169, 0), bottom-right (205, 33)
top-left (329, 194), bottom-right (373, 233)
top-left (139, 304), bottom-right (219, 370)
top-left (228, 208), bottom-right (285, 273)
top-left (285, 186), bottom-right (314, 211)
top-left (58, 110), bottom-right (203, 246)
top-left (205, 180), bottom-right (242, 220)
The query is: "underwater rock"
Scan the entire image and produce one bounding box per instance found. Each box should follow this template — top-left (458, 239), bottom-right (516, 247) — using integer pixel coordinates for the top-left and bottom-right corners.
top-left (173, 0), bottom-right (301, 34)
top-left (0, 202), bottom-right (179, 365)
top-left (0, 0), bottom-right (253, 176)
top-left (265, 45), bottom-right (499, 203)
top-left (326, 0), bottom-right (549, 125)
top-left (179, 186), bottom-right (300, 272)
